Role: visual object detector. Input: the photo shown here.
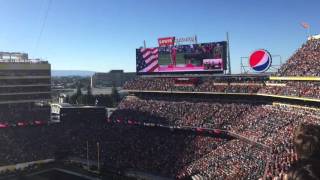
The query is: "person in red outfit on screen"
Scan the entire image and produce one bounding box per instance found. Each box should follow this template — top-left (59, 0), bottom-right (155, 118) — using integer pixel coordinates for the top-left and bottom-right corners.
top-left (171, 46), bottom-right (177, 67)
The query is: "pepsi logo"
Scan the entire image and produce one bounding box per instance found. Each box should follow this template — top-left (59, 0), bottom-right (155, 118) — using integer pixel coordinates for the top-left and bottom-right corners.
top-left (249, 49), bottom-right (272, 72)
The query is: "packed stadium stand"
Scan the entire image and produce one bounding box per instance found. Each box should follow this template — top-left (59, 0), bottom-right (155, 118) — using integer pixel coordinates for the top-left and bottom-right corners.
top-left (1, 38), bottom-right (320, 180)
top-left (277, 38), bottom-right (320, 76)
top-left (123, 76), bottom-right (266, 94)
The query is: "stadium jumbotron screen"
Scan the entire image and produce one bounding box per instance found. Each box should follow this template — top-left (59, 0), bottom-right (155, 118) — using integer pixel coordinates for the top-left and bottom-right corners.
top-left (136, 41), bottom-right (227, 75)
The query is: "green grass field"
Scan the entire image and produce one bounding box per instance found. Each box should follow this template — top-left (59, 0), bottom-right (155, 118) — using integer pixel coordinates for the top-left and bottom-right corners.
top-left (158, 53), bottom-right (185, 65)
top-left (158, 53), bottom-right (202, 66)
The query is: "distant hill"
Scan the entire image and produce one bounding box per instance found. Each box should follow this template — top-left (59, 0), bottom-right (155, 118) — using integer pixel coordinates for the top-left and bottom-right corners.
top-left (52, 70), bottom-right (96, 77)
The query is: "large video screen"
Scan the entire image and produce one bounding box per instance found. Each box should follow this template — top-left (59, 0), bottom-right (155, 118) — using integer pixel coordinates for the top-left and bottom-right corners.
top-left (136, 41), bottom-right (227, 74)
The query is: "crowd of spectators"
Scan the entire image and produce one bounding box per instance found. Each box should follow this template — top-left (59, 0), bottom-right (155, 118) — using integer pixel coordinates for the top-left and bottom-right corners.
top-left (65, 123), bottom-right (234, 179)
top-left (1, 116), bottom-right (266, 179)
top-left (1, 94), bottom-right (320, 179)
top-left (228, 105), bottom-right (320, 179)
top-left (124, 77), bottom-right (320, 100)
top-left (0, 124), bottom-right (60, 166)
top-left (259, 81), bottom-right (320, 99)
top-left (278, 38), bottom-right (320, 76)
top-left (0, 100), bottom-right (268, 179)
top-left (112, 96), bottom-right (253, 128)
top-left (177, 139), bottom-right (268, 179)
top-left (123, 78), bottom-right (174, 91)
top-left (111, 96), bottom-right (320, 179)
top-left (195, 79), bottom-right (263, 93)
top-left (123, 77), bottom-right (264, 94)
top-left (0, 103), bottom-right (50, 124)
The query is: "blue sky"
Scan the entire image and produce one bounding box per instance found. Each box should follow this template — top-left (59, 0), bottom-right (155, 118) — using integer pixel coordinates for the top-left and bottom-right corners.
top-left (0, 0), bottom-right (319, 73)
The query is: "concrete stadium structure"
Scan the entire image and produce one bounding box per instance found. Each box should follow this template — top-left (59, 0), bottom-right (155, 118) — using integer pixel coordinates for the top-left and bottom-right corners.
top-left (0, 52), bottom-right (51, 123)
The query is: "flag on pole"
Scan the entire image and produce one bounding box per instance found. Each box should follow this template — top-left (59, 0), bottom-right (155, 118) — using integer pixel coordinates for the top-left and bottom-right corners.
top-left (301, 22), bottom-right (310, 29)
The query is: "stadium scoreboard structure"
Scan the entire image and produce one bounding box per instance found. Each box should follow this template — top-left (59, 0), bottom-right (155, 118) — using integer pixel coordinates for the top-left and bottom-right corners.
top-left (136, 37), bottom-right (228, 75)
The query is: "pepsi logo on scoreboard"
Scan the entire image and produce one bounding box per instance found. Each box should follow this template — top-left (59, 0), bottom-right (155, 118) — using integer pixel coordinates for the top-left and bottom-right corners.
top-left (249, 49), bottom-right (272, 72)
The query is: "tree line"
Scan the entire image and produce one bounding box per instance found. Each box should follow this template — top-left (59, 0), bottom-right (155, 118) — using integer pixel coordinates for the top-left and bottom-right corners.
top-left (66, 83), bottom-right (120, 107)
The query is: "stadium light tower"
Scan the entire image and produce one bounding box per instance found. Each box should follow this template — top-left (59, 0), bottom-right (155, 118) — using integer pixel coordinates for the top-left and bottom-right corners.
top-left (143, 40), bottom-right (146, 48)
top-left (226, 32), bottom-right (232, 74)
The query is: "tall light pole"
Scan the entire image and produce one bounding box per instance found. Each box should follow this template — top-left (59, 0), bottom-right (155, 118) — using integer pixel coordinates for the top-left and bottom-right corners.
top-left (301, 22), bottom-right (311, 39)
top-left (143, 40), bottom-right (146, 48)
top-left (86, 141), bottom-right (89, 169)
top-left (226, 32), bottom-right (232, 74)
top-left (97, 142), bottom-right (100, 172)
